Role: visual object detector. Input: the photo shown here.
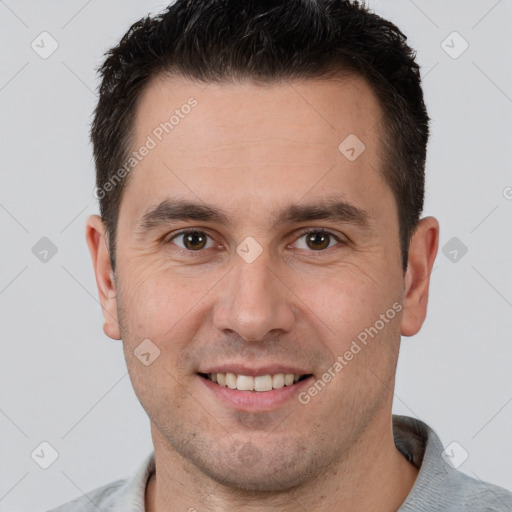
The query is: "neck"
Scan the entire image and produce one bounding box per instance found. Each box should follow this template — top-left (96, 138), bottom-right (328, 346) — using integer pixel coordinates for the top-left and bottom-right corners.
top-left (145, 413), bottom-right (419, 512)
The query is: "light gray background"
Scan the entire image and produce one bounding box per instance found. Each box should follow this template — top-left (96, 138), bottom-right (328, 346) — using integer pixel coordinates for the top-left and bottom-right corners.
top-left (0, 0), bottom-right (511, 510)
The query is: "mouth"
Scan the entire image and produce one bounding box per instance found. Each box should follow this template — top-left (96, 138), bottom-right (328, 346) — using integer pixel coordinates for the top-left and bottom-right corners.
top-left (198, 372), bottom-right (313, 392)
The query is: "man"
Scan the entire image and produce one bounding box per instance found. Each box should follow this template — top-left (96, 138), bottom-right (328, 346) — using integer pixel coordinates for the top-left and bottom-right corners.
top-left (49, 0), bottom-right (512, 510)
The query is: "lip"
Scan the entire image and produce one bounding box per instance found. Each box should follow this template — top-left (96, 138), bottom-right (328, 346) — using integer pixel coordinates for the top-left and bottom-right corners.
top-left (198, 364), bottom-right (310, 376)
top-left (197, 373), bottom-right (314, 412)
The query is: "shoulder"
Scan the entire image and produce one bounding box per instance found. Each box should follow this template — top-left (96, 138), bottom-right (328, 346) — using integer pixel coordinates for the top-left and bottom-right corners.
top-left (393, 416), bottom-right (512, 511)
top-left (45, 478), bottom-right (126, 512)
top-left (401, 466), bottom-right (512, 511)
top-left (445, 469), bottom-right (512, 512)
top-left (45, 451), bottom-right (154, 512)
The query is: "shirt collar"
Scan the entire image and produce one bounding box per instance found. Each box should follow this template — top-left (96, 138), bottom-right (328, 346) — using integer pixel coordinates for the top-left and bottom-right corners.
top-left (116, 451), bottom-right (155, 511)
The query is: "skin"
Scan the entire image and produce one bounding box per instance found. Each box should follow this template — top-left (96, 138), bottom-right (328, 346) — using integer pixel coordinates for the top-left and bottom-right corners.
top-left (86, 74), bottom-right (439, 511)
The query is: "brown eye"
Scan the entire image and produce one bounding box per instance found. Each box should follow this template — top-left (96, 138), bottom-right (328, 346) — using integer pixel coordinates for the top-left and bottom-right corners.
top-left (305, 231), bottom-right (330, 250)
top-left (293, 230), bottom-right (343, 251)
top-left (170, 231), bottom-right (214, 251)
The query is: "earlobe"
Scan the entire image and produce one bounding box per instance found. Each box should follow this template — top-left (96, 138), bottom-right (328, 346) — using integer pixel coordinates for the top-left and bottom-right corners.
top-left (400, 216), bottom-right (439, 337)
top-left (85, 215), bottom-right (121, 340)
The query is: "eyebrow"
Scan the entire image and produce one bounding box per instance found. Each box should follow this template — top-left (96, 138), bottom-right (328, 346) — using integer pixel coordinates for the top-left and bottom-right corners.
top-left (272, 198), bottom-right (370, 230)
top-left (137, 199), bottom-right (233, 231)
top-left (136, 196), bottom-right (371, 233)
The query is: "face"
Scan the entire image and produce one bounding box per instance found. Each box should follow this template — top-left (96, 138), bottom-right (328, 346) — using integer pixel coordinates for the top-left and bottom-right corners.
top-left (87, 74), bottom-right (437, 492)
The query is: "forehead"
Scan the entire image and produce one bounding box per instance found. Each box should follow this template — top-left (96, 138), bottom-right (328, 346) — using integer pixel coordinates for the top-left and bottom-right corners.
top-left (134, 73), bottom-right (383, 155)
top-left (122, 73), bottom-right (391, 224)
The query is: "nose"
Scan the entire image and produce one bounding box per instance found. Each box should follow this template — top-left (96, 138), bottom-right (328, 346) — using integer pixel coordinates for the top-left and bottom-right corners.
top-left (212, 247), bottom-right (296, 343)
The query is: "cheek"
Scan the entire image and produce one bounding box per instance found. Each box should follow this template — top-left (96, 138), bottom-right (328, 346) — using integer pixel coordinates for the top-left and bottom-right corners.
top-left (296, 266), bottom-right (403, 391)
top-left (303, 262), bottom-right (398, 335)
top-left (115, 257), bottom-right (225, 364)
top-left (118, 252), bottom-right (186, 315)
top-left (117, 271), bottom-right (197, 405)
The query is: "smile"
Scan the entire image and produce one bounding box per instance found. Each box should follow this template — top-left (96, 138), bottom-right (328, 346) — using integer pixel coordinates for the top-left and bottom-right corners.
top-left (198, 372), bottom-right (312, 392)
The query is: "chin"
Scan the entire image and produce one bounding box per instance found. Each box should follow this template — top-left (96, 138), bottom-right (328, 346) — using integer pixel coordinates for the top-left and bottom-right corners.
top-left (201, 462), bottom-right (311, 493)
top-left (187, 440), bottom-right (331, 493)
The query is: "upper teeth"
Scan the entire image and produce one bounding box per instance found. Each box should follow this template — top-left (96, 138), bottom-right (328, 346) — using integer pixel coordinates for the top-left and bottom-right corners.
top-left (209, 373), bottom-right (302, 392)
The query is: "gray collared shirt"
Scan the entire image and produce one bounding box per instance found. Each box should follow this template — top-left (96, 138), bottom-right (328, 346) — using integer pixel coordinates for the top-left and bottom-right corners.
top-left (46, 415), bottom-right (512, 511)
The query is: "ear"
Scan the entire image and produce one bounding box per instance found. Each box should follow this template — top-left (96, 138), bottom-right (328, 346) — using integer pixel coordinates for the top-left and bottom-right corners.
top-left (400, 216), bottom-right (439, 337)
top-left (85, 215), bottom-right (121, 340)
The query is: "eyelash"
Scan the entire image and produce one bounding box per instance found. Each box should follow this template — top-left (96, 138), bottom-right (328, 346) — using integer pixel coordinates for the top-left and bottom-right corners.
top-left (165, 228), bottom-right (346, 255)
